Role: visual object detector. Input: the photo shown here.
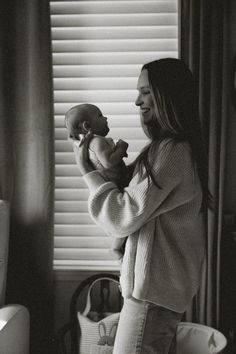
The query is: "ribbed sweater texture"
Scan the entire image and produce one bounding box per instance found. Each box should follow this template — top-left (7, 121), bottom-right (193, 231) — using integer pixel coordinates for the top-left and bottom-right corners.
top-left (83, 139), bottom-right (206, 313)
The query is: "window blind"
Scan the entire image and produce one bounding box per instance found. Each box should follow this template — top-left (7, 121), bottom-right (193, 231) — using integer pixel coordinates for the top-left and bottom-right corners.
top-left (50, 0), bottom-right (178, 271)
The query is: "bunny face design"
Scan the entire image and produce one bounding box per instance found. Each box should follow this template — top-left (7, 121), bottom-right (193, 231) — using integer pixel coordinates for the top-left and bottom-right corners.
top-left (97, 322), bottom-right (117, 346)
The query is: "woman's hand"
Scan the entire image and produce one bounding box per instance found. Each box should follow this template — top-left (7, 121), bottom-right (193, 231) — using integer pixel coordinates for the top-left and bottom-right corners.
top-left (72, 133), bottom-right (95, 175)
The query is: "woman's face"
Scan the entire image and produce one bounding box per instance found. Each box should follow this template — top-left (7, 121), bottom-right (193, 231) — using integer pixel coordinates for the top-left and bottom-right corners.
top-left (135, 69), bottom-right (155, 126)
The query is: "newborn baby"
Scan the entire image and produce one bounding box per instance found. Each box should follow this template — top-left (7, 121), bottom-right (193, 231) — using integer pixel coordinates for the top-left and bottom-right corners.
top-left (65, 103), bottom-right (128, 259)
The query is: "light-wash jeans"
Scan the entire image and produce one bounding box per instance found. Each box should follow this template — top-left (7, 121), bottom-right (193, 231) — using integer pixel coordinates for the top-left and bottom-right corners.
top-left (113, 297), bottom-right (183, 354)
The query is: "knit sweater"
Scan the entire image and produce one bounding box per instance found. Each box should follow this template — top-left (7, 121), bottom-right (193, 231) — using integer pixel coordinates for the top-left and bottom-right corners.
top-left (83, 139), bottom-right (206, 313)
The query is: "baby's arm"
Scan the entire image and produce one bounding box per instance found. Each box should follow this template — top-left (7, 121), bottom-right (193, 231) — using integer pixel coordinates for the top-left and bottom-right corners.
top-left (90, 137), bottom-right (128, 169)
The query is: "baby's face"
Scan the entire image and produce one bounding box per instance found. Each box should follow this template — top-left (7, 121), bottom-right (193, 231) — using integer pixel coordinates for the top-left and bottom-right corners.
top-left (89, 106), bottom-right (110, 136)
top-left (66, 105), bottom-right (109, 139)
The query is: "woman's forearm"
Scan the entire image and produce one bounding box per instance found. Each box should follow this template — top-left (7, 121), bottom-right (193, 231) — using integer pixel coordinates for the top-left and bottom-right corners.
top-left (73, 140), bottom-right (95, 175)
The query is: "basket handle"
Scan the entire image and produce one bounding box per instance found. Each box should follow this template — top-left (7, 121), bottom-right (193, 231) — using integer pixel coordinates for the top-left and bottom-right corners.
top-left (83, 277), bottom-right (120, 316)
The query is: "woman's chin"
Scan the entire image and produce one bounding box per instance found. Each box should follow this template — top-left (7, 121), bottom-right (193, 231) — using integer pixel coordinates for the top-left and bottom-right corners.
top-left (140, 121), bottom-right (151, 139)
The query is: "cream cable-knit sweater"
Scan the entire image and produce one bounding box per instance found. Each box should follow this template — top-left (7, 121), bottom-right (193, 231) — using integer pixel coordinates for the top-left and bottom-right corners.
top-left (83, 139), bottom-right (206, 313)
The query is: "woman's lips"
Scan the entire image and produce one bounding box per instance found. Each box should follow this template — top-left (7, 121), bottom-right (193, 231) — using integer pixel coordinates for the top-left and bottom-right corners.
top-left (141, 108), bottom-right (150, 115)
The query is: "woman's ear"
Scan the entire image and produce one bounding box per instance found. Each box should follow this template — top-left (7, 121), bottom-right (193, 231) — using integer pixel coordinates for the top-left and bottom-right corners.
top-left (81, 121), bottom-right (91, 134)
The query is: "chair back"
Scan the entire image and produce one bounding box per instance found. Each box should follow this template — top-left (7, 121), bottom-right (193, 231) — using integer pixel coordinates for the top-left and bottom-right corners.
top-left (0, 305), bottom-right (30, 354)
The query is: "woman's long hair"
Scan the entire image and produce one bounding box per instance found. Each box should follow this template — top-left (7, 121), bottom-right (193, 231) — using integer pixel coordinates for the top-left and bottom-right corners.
top-left (133, 58), bottom-right (213, 210)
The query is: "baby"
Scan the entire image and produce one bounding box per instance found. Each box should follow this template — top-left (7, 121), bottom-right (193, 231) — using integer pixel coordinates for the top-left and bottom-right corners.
top-left (65, 103), bottom-right (128, 259)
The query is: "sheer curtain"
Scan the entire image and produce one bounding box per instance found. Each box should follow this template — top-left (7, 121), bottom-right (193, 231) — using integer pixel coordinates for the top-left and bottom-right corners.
top-left (0, 1), bottom-right (54, 353)
top-left (180, 0), bottom-right (229, 327)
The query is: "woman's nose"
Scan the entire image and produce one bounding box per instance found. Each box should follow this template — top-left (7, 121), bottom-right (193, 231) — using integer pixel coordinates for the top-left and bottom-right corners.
top-left (135, 93), bottom-right (142, 106)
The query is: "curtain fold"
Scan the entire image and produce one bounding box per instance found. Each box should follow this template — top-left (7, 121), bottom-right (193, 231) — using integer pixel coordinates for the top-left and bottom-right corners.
top-left (180, 0), bottom-right (229, 327)
top-left (0, 1), bottom-right (54, 353)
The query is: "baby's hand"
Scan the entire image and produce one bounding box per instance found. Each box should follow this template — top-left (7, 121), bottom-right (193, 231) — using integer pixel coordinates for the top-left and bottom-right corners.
top-left (116, 139), bottom-right (129, 157)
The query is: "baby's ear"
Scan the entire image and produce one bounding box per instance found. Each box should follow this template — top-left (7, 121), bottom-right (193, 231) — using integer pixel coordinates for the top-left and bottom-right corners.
top-left (81, 121), bottom-right (91, 134)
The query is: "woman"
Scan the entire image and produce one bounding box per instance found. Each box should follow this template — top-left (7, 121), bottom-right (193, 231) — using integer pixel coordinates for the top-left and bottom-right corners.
top-left (73, 58), bottom-right (209, 354)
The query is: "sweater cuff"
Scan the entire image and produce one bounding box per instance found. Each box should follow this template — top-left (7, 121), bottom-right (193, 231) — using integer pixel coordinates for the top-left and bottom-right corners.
top-left (83, 170), bottom-right (108, 193)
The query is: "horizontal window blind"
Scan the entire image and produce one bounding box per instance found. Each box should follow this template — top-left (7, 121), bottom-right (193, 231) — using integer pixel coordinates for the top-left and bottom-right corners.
top-left (50, 0), bottom-right (178, 270)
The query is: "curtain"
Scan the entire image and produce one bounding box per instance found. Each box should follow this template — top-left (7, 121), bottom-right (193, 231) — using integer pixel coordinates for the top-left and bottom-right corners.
top-left (180, 0), bottom-right (229, 327)
top-left (0, 1), bottom-right (54, 353)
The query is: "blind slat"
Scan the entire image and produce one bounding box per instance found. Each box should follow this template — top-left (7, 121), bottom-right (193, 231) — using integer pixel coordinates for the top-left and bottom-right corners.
top-left (53, 51), bottom-right (178, 65)
top-left (50, 1), bottom-right (177, 15)
top-left (52, 26), bottom-right (178, 40)
top-left (54, 78), bottom-right (138, 90)
top-left (55, 212), bottom-right (93, 224)
top-left (55, 201), bottom-right (88, 212)
top-left (54, 248), bottom-right (114, 260)
top-left (51, 14), bottom-right (177, 27)
top-left (54, 236), bottom-right (111, 248)
top-left (53, 260), bottom-right (120, 272)
top-left (54, 90), bottom-right (138, 102)
top-left (55, 189), bottom-right (89, 201)
top-left (56, 177), bottom-right (86, 188)
top-left (55, 224), bottom-right (105, 236)
top-left (53, 64), bottom-right (142, 78)
top-left (52, 38), bottom-right (178, 52)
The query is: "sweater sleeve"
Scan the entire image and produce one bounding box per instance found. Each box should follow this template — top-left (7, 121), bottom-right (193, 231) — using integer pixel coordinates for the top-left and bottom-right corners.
top-left (83, 140), bottom-right (194, 237)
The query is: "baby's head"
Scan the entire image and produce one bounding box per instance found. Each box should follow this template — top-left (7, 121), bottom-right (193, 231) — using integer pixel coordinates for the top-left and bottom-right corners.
top-left (65, 103), bottom-right (109, 140)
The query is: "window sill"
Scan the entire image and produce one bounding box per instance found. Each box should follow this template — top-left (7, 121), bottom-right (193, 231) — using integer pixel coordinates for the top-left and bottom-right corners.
top-left (53, 268), bottom-right (120, 282)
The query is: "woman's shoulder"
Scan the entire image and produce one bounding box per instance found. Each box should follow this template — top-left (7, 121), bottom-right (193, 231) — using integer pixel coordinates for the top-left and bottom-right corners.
top-left (152, 138), bottom-right (191, 158)
top-left (149, 138), bottom-right (192, 173)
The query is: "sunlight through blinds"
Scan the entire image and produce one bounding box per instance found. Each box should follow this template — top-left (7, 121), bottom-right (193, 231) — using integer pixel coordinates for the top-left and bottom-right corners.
top-left (50, 0), bottom-right (178, 270)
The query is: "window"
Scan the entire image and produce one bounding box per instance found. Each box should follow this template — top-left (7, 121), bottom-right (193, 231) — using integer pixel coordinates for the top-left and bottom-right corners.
top-left (50, 0), bottom-right (178, 271)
